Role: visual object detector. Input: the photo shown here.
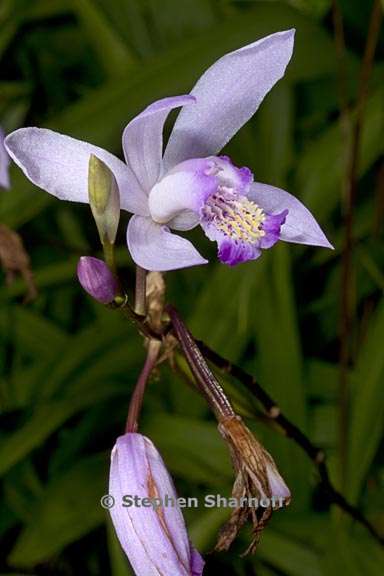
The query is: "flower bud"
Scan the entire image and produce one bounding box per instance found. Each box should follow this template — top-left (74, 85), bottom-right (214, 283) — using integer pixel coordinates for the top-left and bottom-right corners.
top-left (77, 256), bottom-right (118, 304)
top-left (109, 433), bottom-right (204, 576)
top-left (0, 127), bottom-right (10, 189)
top-left (88, 154), bottom-right (120, 244)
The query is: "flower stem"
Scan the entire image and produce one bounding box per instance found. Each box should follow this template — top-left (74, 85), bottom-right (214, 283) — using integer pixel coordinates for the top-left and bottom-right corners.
top-left (135, 266), bottom-right (147, 317)
top-left (166, 305), bottom-right (235, 421)
top-left (103, 240), bottom-right (116, 274)
top-left (126, 339), bottom-right (161, 433)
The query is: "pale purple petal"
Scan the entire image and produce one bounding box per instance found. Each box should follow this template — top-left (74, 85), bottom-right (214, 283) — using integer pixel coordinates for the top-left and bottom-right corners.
top-left (109, 433), bottom-right (203, 576)
top-left (0, 127), bottom-right (10, 189)
top-left (164, 29), bottom-right (295, 169)
top-left (123, 95), bottom-right (195, 192)
top-left (265, 462), bottom-right (291, 504)
top-left (5, 128), bottom-right (149, 215)
top-left (167, 211), bottom-right (200, 231)
top-left (212, 155), bottom-right (253, 193)
top-left (127, 215), bottom-right (208, 271)
top-left (247, 182), bottom-right (333, 249)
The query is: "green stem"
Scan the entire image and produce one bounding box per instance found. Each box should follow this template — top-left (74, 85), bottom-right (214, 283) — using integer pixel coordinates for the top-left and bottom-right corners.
top-left (103, 241), bottom-right (116, 274)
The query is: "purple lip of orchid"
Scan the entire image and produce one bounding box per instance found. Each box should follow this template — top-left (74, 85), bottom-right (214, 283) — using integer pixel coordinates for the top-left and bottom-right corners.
top-left (0, 127), bottom-right (11, 190)
top-left (148, 154), bottom-right (290, 266)
top-left (4, 29), bottom-right (333, 272)
top-left (109, 433), bottom-right (204, 576)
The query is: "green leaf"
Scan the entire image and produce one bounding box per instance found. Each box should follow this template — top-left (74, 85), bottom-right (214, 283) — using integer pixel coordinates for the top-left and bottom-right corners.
top-left (189, 507), bottom-right (230, 551)
top-left (347, 297), bottom-right (384, 501)
top-left (251, 244), bottom-right (310, 508)
top-left (0, 306), bottom-right (68, 356)
top-left (298, 87), bottom-right (384, 222)
top-left (84, 0), bottom-right (154, 58)
top-left (3, 459), bottom-right (43, 523)
top-left (0, 383), bottom-right (126, 477)
top-left (143, 413), bottom-right (232, 486)
top-left (146, 0), bottom-right (216, 49)
top-left (258, 529), bottom-right (322, 576)
top-left (71, 0), bottom-right (136, 77)
top-left (8, 454), bottom-right (107, 567)
top-left (252, 82), bottom-right (294, 185)
top-left (189, 261), bottom-right (266, 360)
top-left (319, 521), bottom-right (384, 576)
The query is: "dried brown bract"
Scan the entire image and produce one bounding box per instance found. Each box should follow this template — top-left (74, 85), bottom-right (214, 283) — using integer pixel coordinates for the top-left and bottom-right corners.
top-left (146, 271), bottom-right (165, 331)
top-left (216, 415), bottom-right (291, 554)
top-left (0, 224), bottom-right (37, 301)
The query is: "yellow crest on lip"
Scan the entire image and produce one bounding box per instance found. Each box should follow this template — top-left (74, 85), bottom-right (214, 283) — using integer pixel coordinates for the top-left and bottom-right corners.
top-left (204, 192), bottom-right (266, 243)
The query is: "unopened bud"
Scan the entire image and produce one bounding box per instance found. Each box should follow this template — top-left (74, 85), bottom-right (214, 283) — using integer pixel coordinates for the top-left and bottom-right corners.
top-left (109, 433), bottom-right (204, 576)
top-left (88, 154), bottom-right (120, 244)
top-left (77, 256), bottom-right (118, 304)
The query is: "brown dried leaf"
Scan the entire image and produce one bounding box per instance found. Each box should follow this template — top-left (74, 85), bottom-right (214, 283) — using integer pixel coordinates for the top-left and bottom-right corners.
top-left (0, 224), bottom-right (37, 301)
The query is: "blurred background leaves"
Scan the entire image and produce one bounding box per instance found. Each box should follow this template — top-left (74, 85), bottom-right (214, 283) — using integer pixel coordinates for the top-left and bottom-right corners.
top-left (0, 0), bottom-right (383, 574)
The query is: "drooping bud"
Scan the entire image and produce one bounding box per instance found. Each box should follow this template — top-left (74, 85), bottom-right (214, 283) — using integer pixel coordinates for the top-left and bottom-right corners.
top-left (108, 433), bottom-right (204, 576)
top-left (216, 415), bottom-right (291, 554)
top-left (0, 127), bottom-right (10, 189)
top-left (77, 256), bottom-right (118, 304)
top-left (88, 154), bottom-right (120, 244)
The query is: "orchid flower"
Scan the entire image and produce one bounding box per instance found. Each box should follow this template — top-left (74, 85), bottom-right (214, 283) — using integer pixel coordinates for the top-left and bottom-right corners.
top-left (0, 127), bottom-right (10, 189)
top-left (5, 29), bottom-right (332, 271)
top-left (109, 432), bottom-right (204, 576)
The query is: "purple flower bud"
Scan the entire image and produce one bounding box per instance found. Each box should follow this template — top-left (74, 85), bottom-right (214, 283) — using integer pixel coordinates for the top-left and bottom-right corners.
top-left (109, 433), bottom-right (204, 576)
top-left (77, 256), bottom-right (118, 304)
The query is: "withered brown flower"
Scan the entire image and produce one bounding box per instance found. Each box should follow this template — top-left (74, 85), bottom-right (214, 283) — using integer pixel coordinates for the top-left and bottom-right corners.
top-left (168, 305), bottom-right (291, 555)
top-left (216, 415), bottom-right (291, 554)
